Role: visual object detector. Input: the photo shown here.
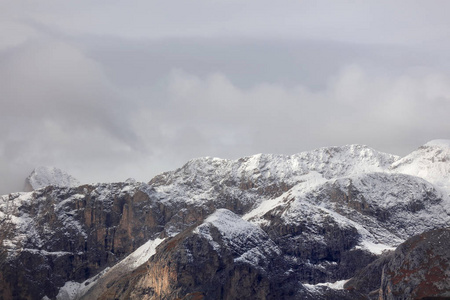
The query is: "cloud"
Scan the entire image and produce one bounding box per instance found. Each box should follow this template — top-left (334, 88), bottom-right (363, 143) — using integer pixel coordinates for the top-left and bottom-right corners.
top-left (1, 2), bottom-right (450, 194)
top-left (1, 35), bottom-right (450, 195)
top-left (0, 37), bottom-right (142, 193)
top-left (156, 65), bottom-right (450, 155)
top-left (4, 1), bottom-right (450, 45)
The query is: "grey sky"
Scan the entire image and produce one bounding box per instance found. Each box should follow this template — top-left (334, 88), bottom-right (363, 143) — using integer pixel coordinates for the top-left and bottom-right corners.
top-left (1, 1), bottom-right (450, 194)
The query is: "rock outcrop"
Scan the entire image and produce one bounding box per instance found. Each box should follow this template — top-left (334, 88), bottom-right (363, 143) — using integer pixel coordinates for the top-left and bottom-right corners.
top-left (379, 228), bottom-right (450, 300)
top-left (344, 252), bottom-right (394, 298)
top-left (344, 228), bottom-right (450, 299)
top-left (90, 210), bottom-right (299, 300)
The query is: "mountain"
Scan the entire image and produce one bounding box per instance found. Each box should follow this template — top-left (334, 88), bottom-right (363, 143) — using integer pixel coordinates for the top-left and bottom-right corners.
top-left (345, 227), bottom-right (450, 299)
top-left (24, 166), bottom-right (80, 192)
top-left (1, 141), bottom-right (449, 299)
top-left (379, 227), bottom-right (450, 299)
top-left (391, 139), bottom-right (450, 192)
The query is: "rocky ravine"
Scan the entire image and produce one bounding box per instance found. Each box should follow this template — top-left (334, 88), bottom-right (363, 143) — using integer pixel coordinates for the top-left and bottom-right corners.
top-left (0, 140), bottom-right (450, 299)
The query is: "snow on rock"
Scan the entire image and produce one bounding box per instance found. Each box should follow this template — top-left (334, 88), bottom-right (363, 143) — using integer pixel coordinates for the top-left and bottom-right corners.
top-left (302, 279), bottom-right (351, 299)
top-left (117, 237), bottom-right (165, 270)
top-left (56, 281), bottom-right (81, 300)
top-left (208, 144), bottom-right (396, 182)
top-left (308, 172), bottom-right (449, 241)
top-left (356, 240), bottom-right (395, 255)
top-left (0, 192), bottom-right (44, 249)
top-left (54, 237), bottom-right (165, 300)
top-left (24, 166), bottom-right (80, 191)
top-left (290, 144), bottom-right (399, 179)
top-left (151, 144), bottom-right (398, 211)
top-left (243, 171), bottom-right (327, 223)
top-left (304, 279), bottom-right (349, 291)
top-left (245, 169), bottom-right (450, 252)
top-left (391, 139), bottom-right (450, 193)
top-left (325, 173), bottom-right (450, 237)
top-left (194, 209), bottom-right (280, 267)
top-left (286, 198), bottom-right (403, 251)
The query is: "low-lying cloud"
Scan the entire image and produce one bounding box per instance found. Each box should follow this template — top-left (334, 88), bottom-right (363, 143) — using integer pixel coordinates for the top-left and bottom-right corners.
top-left (1, 1), bottom-right (450, 194)
top-left (2, 35), bottom-right (450, 195)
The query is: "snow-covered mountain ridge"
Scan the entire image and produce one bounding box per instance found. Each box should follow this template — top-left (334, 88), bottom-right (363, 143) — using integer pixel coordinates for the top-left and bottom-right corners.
top-left (153, 143), bottom-right (398, 190)
top-left (1, 140), bottom-right (450, 300)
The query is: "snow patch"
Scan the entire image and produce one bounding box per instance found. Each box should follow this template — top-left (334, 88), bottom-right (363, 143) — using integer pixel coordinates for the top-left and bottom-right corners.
top-left (119, 237), bottom-right (165, 269)
top-left (356, 240), bottom-right (395, 255)
top-left (243, 171), bottom-right (327, 222)
top-left (22, 249), bottom-right (72, 257)
top-left (56, 281), bottom-right (81, 300)
top-left (54, 237), bottom-right (165, 300)
top-left (303, 279), bottom-right (349, 291)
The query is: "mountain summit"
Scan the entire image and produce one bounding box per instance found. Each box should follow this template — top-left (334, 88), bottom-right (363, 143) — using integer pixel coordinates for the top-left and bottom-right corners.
top-left (23, 166), bottom-right (80, 192)
top-left (391, 139), bottom-right (450, 191)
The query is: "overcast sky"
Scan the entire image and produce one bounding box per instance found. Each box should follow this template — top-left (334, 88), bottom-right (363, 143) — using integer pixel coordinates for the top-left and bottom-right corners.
top-left (1, 1), bottom-right (450, 194)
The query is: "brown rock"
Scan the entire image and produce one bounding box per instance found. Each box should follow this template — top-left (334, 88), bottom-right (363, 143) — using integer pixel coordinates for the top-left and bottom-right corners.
top-left (379, 228), bottom-right (450, 300)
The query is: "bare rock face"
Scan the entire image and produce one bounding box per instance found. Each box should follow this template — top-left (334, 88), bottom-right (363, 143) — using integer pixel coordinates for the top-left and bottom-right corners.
top-left (379, 228), bottom-right (450, 300)
top-left (90, 210), bottom-right (299, 300)
top-left (0, 183), bottom-right (167, 300)
top-left (259, 201), bottom-right (375, 284)
top-left (343, 228), bottom-right (450, 299)
top-left (344, 251), bottom-right (394, 298)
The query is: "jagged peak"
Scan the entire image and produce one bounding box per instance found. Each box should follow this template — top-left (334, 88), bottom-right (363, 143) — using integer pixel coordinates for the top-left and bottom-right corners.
top-left (201, 144), bottom-right (393, 167)
top-left (152, 144), bottom-right (399, 189)
top-left (296, 143), bottom-right (399, 162)
top-left (24, 166), bottom-right (80, 192)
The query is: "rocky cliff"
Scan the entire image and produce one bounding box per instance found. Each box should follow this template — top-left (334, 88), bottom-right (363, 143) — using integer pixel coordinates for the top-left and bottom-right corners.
top-left (379, 228), bottom-right (450, 299)
top-left (344, 228), bottom-right (450, 299)
top-left (1, 141), bottom-right (450, 299)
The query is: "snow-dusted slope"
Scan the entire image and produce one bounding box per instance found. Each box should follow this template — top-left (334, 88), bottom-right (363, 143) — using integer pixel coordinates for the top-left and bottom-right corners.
top-left (24, 166), bottom-right (80, 191)
top-left (247, 171), bottom-right (449, 242)
top-left (391, 139), bottom-right (450, 192)
top-left (194, 209), bottom-right (281, 268)
top-left (151, 144), bottom-right (399, 211)
top-left (175, 144), bottom-right (398, 183)
top-left (55, 237), bottom-right (165, 300)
